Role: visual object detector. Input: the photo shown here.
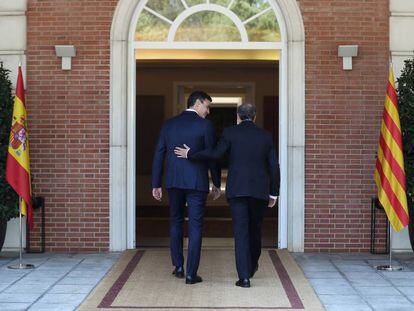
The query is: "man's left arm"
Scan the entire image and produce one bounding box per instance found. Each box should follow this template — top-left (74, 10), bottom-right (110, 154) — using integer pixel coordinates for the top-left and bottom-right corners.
top-left (151, 125), bottom-right (167, 201)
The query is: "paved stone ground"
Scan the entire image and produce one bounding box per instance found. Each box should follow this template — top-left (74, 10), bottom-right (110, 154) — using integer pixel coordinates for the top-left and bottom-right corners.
top-left (1, 250), bottom-right (414, 310)
top-left (293, 252), bottom-right (414, 311)
top-left (0, 252), bottom-right (120, 311)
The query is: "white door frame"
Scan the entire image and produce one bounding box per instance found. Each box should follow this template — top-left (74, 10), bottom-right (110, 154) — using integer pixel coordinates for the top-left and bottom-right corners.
top-left (109, 0), bottom-right (305, 252)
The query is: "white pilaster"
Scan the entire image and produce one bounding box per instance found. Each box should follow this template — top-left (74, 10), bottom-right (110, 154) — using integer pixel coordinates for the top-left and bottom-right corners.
top-left (389, 0), bottom-right (414, 251)
top-left (0, 0), bottom-right (27, 251)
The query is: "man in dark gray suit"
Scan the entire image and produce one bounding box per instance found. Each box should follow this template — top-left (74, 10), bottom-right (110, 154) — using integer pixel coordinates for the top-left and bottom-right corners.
top-left (175, 103), bottom-right (280, 288)
top-left (152, 91), bottom-right (221, 284)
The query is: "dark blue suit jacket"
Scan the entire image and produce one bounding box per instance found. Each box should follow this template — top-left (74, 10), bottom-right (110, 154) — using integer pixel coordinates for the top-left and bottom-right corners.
top-left (188, 121), bottom-right (280, 200)
top-left (152, 111), bottom-right (221, 192)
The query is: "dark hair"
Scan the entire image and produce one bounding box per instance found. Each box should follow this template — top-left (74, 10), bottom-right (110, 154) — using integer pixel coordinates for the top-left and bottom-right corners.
top-left (187, 91), bottom-right (212, 108)
top-left (237, 103), bottom-right (256, 121)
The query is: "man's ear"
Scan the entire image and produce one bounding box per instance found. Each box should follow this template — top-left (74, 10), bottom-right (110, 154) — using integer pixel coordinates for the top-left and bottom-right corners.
top-left (194, 99), bottom-right (201, 107)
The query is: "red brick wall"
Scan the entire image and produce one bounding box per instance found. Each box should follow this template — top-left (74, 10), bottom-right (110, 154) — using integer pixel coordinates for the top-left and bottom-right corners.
top-left (299, 0), bottom-right (389, 252)
top-left (27, 0), bottom-right (118, 252)
top-left (26, 0), bottom-right (389, 252)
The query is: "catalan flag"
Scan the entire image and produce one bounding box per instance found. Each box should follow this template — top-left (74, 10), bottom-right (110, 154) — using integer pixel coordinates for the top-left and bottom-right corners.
top-left (5, 65), bottom-right (33, 229)
top-left (374, 65), bottom-right (409, 232)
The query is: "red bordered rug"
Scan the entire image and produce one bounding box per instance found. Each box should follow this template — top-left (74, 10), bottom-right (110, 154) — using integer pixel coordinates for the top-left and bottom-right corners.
top-left (78, 249), bottom-right (323, 311)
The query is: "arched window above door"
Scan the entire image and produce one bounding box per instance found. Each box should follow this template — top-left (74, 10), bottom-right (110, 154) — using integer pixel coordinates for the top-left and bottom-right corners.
top-left (135, 0), bottom-right (281, 44)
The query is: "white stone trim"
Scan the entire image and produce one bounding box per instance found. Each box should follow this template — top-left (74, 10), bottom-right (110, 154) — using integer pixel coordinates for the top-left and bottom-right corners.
top-left (0, 50), bottom-right (25, 54)
top-left (126, 41), bottom-right (137, 250)
top-left (110, 0), bottom-right (136, 251)
top-left (133, 41), bottom-right (282, 49)
top-left (391, 12), bottom-right (414, 17)
top-left (0, 15), bottom-right (26, 51)
top-left (110, 0), bottom-right (305, 252)
top-left (0, 11), bottom-right (26, 16)
top-left (390, 0), bottom-right (414, 12)
top-left (391, 51), bottom-right (414, 56)
top-left (0, 0), bottom-right (26, 11)
top-left (276, 0), bottom-right (305, 252)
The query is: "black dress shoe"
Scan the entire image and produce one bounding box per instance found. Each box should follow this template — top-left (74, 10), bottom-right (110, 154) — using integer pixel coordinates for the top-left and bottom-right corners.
top-left (185, 275), bottom-right (203, 284)
top-left (172, 266), bottom-right (184, 278)
top-left (235, 278), bottom-right (250, 288)
top-left (250, 264), bottom-right (259, 278)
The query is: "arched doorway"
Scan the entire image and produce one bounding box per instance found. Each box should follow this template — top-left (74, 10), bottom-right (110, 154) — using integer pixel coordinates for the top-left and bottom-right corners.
top-left (109, 0), bottom-right (305, 252)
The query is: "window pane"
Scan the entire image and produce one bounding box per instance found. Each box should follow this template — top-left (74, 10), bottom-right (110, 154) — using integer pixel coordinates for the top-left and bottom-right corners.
top-left (146, 0), bottom-right (185, 21)
top-left (136, 10), bottom-right (170, 41)
top-left (245, 10), bottom-right (280, 42)
top-left (186, 0), bottom-right (205, 6)
top-left (175, 11), bottom-right (241, 41)
top-left (230, 0), bottom-right (269, 22)
top-left (211, 0), bottom-right (230, 6)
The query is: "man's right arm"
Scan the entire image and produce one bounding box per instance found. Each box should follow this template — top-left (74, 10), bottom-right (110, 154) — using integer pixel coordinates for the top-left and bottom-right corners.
top-left (267, 138), bottom-right (280, 208)
top-left (267, 138), bottom-right (280, 198)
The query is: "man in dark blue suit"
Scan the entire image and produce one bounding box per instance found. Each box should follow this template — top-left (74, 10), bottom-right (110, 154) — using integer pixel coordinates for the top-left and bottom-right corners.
top-left (152, 91), bottom-right (221, 285)
top-left (175, 103), bottom-right (280, 288)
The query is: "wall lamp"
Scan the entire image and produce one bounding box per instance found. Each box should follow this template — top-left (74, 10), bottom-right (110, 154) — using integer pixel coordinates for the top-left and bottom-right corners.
top-left (338, 45), bottom-right (358, 70)
top-left (55, 45), bottom-right (76, 70)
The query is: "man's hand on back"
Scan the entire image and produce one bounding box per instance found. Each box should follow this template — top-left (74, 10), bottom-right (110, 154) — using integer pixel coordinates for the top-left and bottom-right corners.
top-left (174, 144), bottom-right (190, 158)
top-left (173, 143), bottom-right (220, 200)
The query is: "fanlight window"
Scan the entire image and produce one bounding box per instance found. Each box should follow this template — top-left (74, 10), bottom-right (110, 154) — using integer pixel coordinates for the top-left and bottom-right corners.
top-left (135, 0), bottom-right (281, 43)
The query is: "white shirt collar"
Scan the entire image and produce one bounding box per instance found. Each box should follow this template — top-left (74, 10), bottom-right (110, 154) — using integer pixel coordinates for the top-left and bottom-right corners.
top-left (186, 108), bottom-right (197, 113)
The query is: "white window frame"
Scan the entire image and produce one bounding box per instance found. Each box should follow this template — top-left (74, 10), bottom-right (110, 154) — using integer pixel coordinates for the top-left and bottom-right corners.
top-left (135, 1), bottom-right (282, 48)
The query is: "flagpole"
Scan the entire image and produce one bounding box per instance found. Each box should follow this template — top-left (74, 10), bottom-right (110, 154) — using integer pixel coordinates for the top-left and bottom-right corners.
top-left (376, 220), bottom-right (402, 271)
top-left (389, 225), bottom-right (392, 267)
top-left (8, 197), bottom-right (34, 270)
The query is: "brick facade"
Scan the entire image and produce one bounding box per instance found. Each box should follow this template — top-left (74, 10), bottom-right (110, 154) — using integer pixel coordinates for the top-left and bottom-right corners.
top-left (26, 0), bottom-right (389, 252)
top-left (299, 0), bottom-right (389, 252)
top-left (27, 0), bottom-right (118, 252)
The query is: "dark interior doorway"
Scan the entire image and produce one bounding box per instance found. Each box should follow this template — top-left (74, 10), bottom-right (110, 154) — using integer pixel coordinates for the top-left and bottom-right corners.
top-left (135, 60), bottom-right (279, 248)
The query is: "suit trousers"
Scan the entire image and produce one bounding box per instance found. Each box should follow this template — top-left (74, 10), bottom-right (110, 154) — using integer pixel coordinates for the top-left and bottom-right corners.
top-left (228, 196), bottom-right (267, 279)
top-left (168, 188), bottom-right (207, 277)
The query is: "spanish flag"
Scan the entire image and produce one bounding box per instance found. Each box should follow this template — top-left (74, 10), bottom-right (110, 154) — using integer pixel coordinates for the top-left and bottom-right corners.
top-left (374, 65), bottom-right (409, 232)
top-left (5, 65), bottom-right (33, 229)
